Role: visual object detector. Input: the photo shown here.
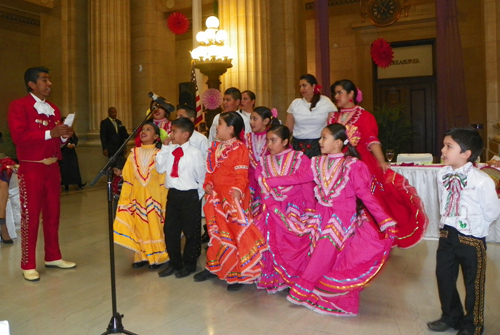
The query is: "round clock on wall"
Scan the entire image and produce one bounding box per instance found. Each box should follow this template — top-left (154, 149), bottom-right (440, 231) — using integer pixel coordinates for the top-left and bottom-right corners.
top-left (367, 0), bottom-right (403, 26)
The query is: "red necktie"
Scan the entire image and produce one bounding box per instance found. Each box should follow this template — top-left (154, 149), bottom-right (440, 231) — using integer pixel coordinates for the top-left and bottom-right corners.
top-left (171, 147), bottom-right (184, 178)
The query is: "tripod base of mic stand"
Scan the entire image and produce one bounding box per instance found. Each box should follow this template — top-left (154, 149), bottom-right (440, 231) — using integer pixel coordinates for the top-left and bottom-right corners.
top-left (101, 313), bottom-right (137, 335)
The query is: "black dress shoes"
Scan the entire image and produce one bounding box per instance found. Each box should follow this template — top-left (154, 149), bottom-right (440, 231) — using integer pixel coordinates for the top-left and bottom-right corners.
top-left (427, 319), bottom-right (453, 332)
top-left (201, 231), bottom-right (210, 244)
top-left (132, 261), bottom-right (148, 268)
top-left (227, 283), bottom-right (244, 292)
top-left (158, 265), bottom-right (178, 277)
top-left (0, 234), bottom-right (13, 244)
top-left (175, 268), bottom-right (195, 279)
top-left (78, 182), bottom-right (87, 189)
top-left (149, 263), bottom-right (163, 270)
top-left (193, 269), bottom-right (217, 282)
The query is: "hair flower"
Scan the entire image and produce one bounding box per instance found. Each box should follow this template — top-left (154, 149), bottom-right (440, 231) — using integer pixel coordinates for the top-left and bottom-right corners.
top-left (313, 85), bottom-right (322, 95)
top-left (271, 108), bottom-right (278, 118)
top-left (356, 88), bottom-right (363, 103)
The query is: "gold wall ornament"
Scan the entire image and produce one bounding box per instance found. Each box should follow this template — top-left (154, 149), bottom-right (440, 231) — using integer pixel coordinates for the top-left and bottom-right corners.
top-left (360, 0), bottom-right (410, 26)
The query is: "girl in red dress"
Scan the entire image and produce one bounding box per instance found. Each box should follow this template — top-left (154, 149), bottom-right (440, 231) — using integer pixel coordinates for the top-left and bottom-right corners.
top-left (328, 79), bottom-right (428, 248)
top-left (245, 106), bottom-right (280, 216)
top-left (194, 111), bottom-right (269, 291)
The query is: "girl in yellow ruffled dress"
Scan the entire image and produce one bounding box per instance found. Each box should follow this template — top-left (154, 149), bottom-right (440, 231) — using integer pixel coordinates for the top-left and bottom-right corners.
top-left (113, 122), bottom-right (169, 269)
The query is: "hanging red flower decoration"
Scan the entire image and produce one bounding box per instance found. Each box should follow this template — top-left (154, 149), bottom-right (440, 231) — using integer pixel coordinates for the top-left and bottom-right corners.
top-left (202, 88), bottom-right (223, 110)
top-left (167, 12), bottom-right (190, 35)
top-left (371, 38), bottom-right (394, 68)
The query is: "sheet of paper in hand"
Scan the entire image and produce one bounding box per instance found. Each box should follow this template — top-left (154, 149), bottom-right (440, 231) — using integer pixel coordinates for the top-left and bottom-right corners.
top-left (64, 113), bottom-right (75, 127)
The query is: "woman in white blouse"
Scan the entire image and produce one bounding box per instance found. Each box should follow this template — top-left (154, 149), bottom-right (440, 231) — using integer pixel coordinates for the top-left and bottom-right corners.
top-left (285, 74), bottom-right (337, 158)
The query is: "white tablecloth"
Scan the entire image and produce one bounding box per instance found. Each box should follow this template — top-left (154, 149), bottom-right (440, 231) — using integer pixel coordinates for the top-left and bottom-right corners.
top-left (5, 174), bottom-right (20, 239)
top-left (391, 165), bottom-right (500, 243)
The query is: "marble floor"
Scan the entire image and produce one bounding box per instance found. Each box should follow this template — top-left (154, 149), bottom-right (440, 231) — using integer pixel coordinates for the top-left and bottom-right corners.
top-left (1, 186), bottom-right (500, 335)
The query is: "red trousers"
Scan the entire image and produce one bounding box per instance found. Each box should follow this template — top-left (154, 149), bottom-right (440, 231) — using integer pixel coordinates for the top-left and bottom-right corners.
top-left (18, 162), bottom-right (62, 270)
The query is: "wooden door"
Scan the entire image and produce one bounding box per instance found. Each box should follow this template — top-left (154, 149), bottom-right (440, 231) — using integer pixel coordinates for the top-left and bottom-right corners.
top-left (375, 78), bottom-right (436, 156)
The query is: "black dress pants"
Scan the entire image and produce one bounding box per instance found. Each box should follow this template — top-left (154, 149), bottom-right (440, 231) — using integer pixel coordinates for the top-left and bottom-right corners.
top-left (436, 226), bottom-right (486, 335)
top-left (165, 189), bottom-right (201, 271)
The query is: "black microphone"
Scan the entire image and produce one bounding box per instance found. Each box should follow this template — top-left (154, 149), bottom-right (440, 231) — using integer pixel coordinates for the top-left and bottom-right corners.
top-left (148, 92), bottom-right (175, 113)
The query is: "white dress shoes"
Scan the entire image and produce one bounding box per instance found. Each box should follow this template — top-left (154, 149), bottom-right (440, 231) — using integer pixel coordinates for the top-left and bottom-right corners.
top-left (45, 259), bottom-right (77, 269)
top-left (22, 269), bottom-right (40, 282)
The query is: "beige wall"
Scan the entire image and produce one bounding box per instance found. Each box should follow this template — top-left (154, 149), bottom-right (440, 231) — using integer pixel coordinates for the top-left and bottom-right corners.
top-left (0, 11), bottom-right (40, 152)
top-left (485, 0), bottom-right (500, 159)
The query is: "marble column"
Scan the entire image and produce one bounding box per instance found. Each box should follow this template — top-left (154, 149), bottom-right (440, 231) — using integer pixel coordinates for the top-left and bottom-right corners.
top-left (40, 0), bottom-right (104, 184)
top-left (268, 0), bottom-right (306, 116)
top-left (89, 0), bottom-right (132, 131)
top-left (40, 0), bottom-right (89, 134)
top-left (314, 0), bottom-right (330, 98)
top-left (219, 0), bottom-right (272, 108)
top-left (484, 0), bottom-right (500, 158)
top-left (192, 0), bottom-right (204, 99)
top-left (129, 0), bottom-right (176, 128)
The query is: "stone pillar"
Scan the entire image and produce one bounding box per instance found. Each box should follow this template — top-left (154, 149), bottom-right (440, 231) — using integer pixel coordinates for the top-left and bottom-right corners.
top-left (40, 0), bottom-right (89, 134)
top-left (129, 0), bottom-right (176, 127)
top-left (268, 0), bottom-right (306, 117)
top-left (484, 0), bottom-right (500, 158)
top-left (39, 0), bottom-right (96, 183)
top-left (219, 0), bottom-right (272, 107)
top-left (314, 0), bottom-right (330, 98)
top-left (89, 0), bottom-right (132, 131)
top-left (192, 0), bottom-right (204, 98)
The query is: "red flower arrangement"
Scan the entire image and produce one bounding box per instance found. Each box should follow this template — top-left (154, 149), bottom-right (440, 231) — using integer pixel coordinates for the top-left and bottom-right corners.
top-left (167, 12), bottom-right (190, 35)
top-left (371, 38), bottom-right (394, 68)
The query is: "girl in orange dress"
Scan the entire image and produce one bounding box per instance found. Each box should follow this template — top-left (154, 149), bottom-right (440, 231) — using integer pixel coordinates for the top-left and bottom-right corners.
top-left (193, 111), bottom-right (269, 292)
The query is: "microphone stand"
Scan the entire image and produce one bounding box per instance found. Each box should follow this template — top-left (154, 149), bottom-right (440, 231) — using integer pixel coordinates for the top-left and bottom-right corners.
top-left (90, 102), bottom-right (155, 335)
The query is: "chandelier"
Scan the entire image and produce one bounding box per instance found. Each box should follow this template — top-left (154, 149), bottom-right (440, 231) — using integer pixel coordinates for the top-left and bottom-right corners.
top-left (190, 16), bottom-right (234, 64)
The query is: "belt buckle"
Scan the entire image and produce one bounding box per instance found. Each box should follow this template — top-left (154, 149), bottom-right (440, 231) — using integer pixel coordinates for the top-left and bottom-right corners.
top-left (42, 157), bottom-right (57, 165)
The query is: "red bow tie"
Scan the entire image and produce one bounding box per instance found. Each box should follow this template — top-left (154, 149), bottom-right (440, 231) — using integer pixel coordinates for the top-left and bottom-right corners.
top-left (171, 147), bottom-right (184, 178)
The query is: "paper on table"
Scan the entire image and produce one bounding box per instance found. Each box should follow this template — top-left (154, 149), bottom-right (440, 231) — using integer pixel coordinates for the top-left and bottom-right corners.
top-left (64, 113), bottom-right (75, 127)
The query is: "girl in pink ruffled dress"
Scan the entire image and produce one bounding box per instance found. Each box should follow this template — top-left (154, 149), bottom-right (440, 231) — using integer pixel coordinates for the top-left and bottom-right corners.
top-left (254, 125), bottom-right (315, 293)
top-left (264, 123), bottom-right (397, 316)
top-left (245, 106), bottom-right (280, 216)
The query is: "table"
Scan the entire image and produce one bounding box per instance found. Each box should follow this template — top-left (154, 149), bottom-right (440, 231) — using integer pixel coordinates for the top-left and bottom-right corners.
top-left (391, 165), bottom-right (500, 243)
top-left (6, 173), bottom-right (20, 239)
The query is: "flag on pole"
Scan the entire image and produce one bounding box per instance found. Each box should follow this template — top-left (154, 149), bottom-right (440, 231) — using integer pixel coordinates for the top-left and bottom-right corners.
top-left (191, 61), bottom-right (203, 126)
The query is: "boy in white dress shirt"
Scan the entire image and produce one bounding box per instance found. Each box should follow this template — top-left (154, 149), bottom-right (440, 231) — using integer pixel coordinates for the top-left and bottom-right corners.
top-left (155, 117), bottom-right (206, 278)
top-left (176, 105), bottom-right (208, 158)
top-left (176, 105), bottom-right (210, 243)
top-left (427, 128), bottom-right (500, 335)
top-left (208, 87), bottom-right (251, 143)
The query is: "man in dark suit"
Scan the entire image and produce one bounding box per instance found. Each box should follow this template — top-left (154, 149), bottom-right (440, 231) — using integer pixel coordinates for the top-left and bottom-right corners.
top-left (100, 107), bottom-right (129, 157)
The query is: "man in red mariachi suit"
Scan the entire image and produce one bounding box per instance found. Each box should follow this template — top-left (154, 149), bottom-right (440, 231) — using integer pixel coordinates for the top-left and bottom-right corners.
top-left (8, 66), bottom-right (77, 282)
